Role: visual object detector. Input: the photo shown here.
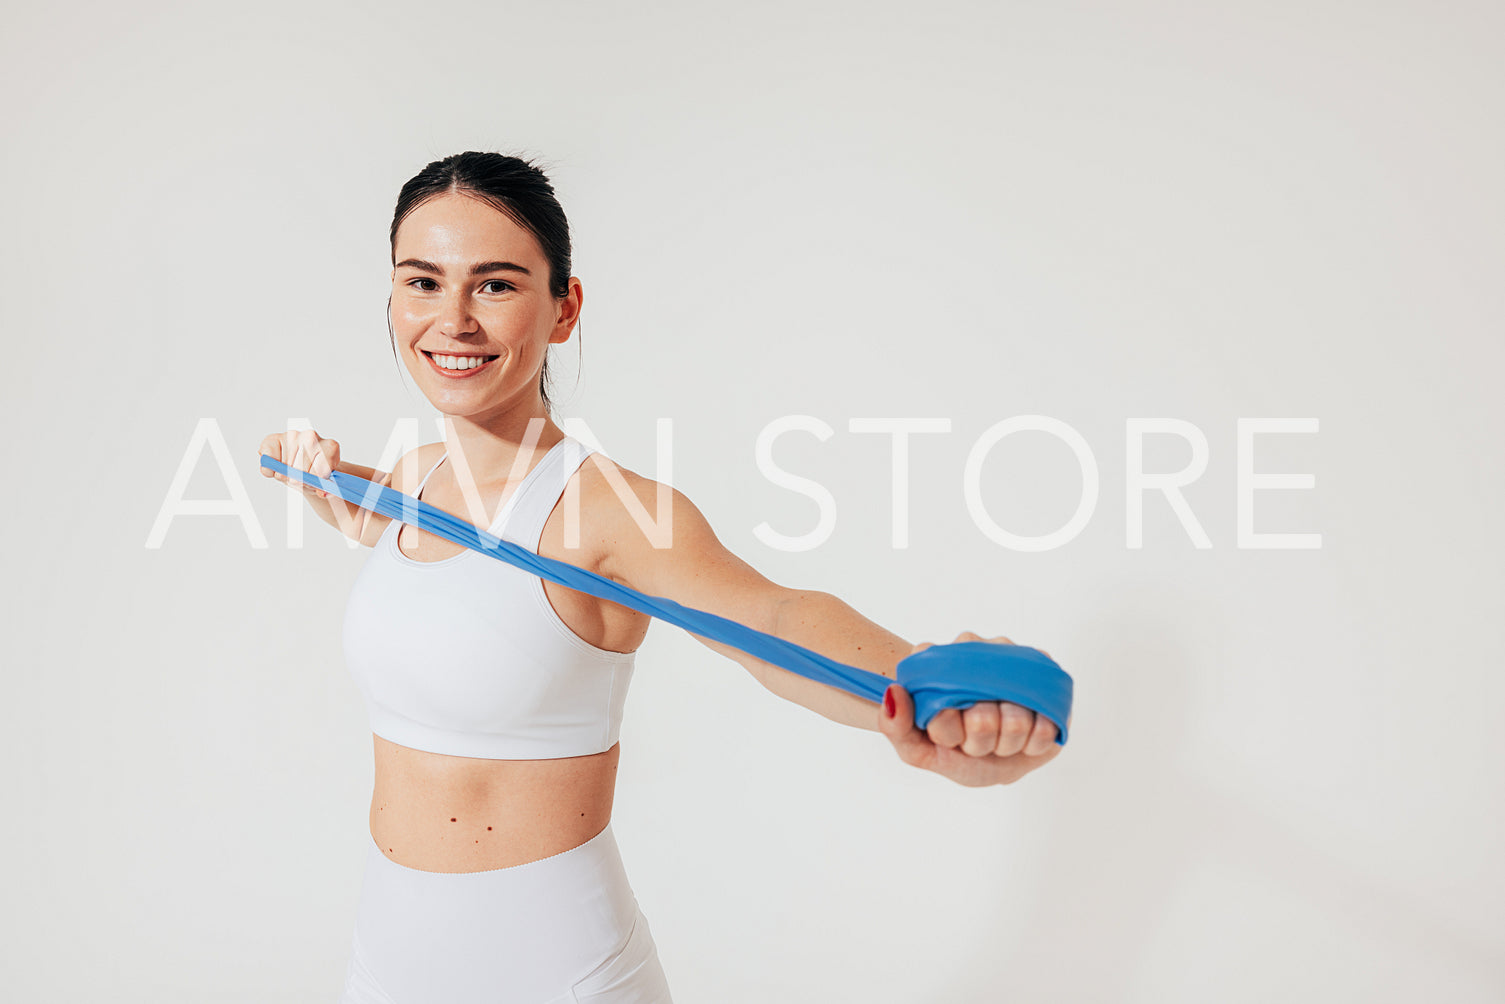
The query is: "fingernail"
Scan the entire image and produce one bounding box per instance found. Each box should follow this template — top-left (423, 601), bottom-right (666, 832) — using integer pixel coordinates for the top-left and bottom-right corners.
top-left (883, 687), bottom-right (895, 718)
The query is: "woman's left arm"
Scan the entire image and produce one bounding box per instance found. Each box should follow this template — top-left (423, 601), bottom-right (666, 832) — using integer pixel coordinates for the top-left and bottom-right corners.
top-left (594, 467), bottom-right (1065, 787)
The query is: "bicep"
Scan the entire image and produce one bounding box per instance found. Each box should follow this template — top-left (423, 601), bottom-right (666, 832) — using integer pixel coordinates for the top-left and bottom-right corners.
top-left (599, 475), bottom-right (794, 638)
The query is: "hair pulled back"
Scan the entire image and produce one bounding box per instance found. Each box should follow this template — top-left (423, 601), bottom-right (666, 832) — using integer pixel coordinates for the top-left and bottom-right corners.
top-left (387, 151), bottom-right (575, 414)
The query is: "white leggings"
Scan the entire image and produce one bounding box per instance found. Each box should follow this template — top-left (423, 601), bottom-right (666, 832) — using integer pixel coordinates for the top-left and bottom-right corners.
top-left (339, 823), bottom-right (674, 1003)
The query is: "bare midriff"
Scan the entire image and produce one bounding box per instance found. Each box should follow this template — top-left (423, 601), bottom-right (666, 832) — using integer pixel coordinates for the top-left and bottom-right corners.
top-left (369, 734), bottom-right (620, 873)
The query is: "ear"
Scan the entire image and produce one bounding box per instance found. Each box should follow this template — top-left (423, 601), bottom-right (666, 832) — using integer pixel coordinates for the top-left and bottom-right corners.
top-left (550, 276), bottom-right (583, 344)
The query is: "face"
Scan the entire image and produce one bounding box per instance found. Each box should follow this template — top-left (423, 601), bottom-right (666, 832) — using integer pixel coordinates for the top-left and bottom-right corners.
top-left (389, 192), bottom-right (580, 420)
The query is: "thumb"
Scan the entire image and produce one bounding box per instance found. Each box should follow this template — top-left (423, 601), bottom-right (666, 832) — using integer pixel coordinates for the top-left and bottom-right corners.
top-left (878, 683), bottom-right (933, 766)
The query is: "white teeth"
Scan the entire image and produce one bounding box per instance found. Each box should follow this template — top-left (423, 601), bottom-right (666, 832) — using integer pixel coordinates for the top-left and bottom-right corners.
top-left (432, 353), bottom-right (493, 371)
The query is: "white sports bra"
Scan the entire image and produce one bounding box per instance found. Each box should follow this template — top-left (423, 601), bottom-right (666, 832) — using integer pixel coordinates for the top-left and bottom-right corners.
top-left (342, 436), bottom-right (637, 760)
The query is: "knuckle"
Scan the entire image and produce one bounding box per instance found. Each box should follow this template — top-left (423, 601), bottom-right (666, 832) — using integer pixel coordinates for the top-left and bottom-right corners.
top-left (994, 721), bottom-right (1023, 744)
top-left (965, 703), bottom-right (1001, 725)
top-left (999, 708), bottom-right (1033, 735)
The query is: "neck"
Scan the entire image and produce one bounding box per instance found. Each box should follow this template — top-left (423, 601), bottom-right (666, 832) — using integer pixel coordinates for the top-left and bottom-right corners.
top-left (438, 406), bottom-right (564, 494)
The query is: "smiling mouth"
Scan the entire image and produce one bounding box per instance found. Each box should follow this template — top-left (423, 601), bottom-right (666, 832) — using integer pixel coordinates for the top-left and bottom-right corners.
top-left (422, 350), bottom-right (501, 375)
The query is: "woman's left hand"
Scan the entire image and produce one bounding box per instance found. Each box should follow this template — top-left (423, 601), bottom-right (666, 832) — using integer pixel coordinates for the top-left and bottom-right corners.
top-left (878, 632), bottom-right (1068, 787)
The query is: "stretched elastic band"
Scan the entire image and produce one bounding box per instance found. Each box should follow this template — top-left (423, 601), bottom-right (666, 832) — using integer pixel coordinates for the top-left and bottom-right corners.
top-left (260, 454), bottom-right (1073, 745)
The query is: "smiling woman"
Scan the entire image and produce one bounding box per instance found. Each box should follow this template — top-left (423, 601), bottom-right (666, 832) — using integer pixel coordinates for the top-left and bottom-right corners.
top-left (257, 150), bottom-right (1067, 1003)
top-left (382, 155), bottom-right (574, 412)
top-left (386, 175), bottom-right (580, 419)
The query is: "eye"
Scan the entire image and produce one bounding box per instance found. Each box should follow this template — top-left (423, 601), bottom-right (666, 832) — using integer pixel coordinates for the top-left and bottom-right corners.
top-left (482, 279), bottom-right (514, 293)
top-left (406, 277), bottom-right (439, 291)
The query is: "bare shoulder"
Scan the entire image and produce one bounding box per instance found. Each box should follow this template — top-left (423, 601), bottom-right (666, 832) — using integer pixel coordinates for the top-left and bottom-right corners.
top-left (386, 441), bottom-right (447, 494)
top-left (573, 451), bottom-right (786, 617)
top-left (355, 442), bottom-right (446, 548)
top-left (572, 452), bottom-right (712, 554)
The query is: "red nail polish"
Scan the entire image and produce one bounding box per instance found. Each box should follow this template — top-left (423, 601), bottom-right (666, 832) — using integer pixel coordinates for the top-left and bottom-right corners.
top-left (883, 687), bottom-right (895, 718)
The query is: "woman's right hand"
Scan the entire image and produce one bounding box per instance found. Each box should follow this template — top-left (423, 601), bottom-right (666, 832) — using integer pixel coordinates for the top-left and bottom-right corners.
top-left (258, 429), bottom-right (341, 501)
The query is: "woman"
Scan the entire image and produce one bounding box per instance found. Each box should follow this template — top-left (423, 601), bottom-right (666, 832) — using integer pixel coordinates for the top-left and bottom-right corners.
top-left (259, 152), bottom-right (1066, 1003)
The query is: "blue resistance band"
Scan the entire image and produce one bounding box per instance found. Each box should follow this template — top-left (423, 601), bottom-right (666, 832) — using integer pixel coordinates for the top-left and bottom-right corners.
top-left (260, 454), bottom-right (1073, 745)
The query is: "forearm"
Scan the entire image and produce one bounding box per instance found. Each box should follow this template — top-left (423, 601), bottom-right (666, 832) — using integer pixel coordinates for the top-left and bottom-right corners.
top-left (337, 459), bottom-right (380, 481)
top-left (739, 590), bottom-right (913, 732)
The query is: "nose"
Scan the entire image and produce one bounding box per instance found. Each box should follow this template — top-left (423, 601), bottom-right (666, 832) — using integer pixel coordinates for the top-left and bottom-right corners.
top-left (436, 291), bottom-right (479, 336)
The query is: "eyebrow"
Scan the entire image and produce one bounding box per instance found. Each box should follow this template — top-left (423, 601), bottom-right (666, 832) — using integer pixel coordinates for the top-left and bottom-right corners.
top-left (395, 258), bottom-right (533, 277)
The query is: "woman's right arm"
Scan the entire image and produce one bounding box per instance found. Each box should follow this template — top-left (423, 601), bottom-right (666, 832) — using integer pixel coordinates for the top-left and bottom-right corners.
top-left (257, 428), bottom-right (394, 546)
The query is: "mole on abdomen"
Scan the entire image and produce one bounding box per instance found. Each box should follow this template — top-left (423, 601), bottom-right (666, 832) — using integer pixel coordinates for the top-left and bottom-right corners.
top-left (450, 817), bottom-right (457, 822)
top-left (487, 826), bottom-right (493, 831)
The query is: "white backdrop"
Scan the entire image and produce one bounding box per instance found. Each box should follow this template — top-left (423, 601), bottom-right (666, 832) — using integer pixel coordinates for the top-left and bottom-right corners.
top-left (3, 1), bottom-right (1502, 1001)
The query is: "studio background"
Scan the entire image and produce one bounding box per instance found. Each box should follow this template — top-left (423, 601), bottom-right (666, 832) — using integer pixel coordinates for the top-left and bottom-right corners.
top-left (2, 1), bottom-right (1501, 1001)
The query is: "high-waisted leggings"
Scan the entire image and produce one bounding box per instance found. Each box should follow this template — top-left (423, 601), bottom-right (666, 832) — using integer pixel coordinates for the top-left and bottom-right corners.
top-left (339, 822), bottom-right (674, 1003)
